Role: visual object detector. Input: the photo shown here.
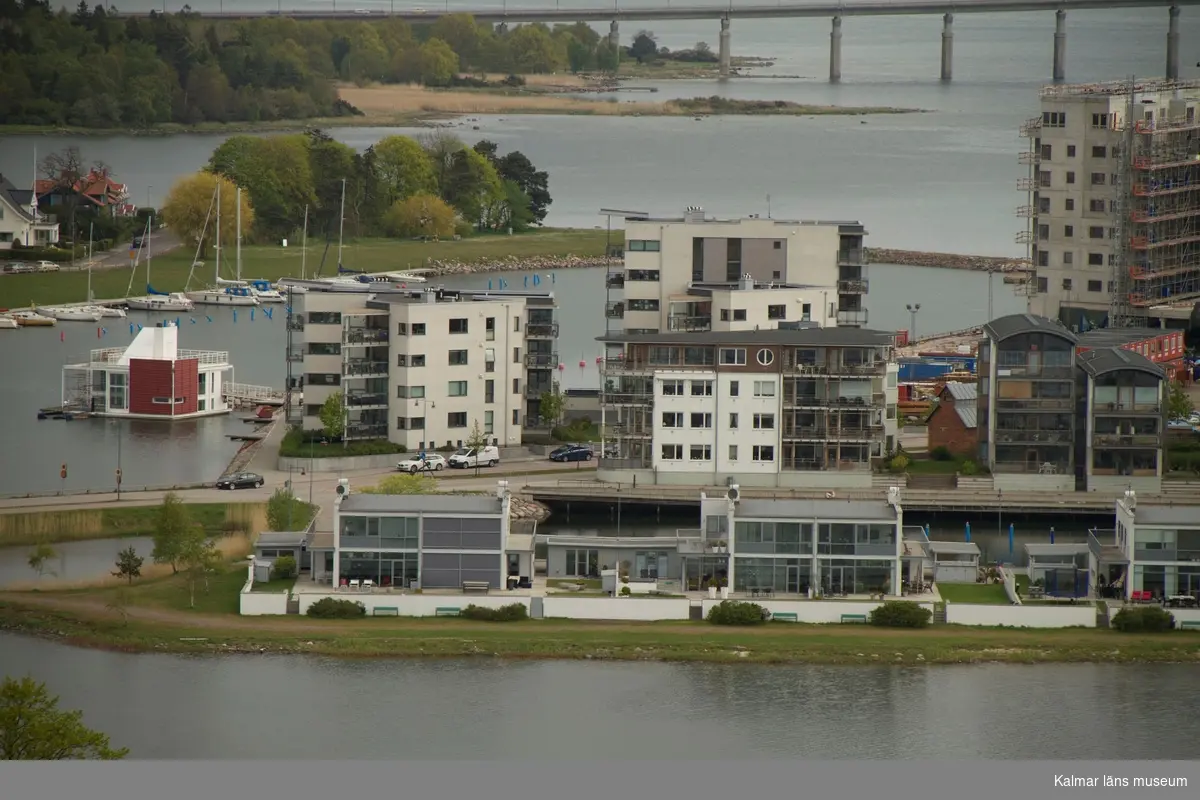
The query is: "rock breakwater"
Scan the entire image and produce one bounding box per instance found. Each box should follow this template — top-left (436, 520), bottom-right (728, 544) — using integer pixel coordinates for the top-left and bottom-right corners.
top-left (867, 248), bottom-right (1030, 273)
top-left (419, 254), bottom-right (620, 279)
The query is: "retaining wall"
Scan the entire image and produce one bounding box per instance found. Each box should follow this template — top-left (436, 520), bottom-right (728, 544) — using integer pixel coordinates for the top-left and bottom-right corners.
top-left (295, 592), bottom-right (532, 616)
top-left (945, 602), bottom-right (1096, 628)
top-left (700, 598), bottom-right (934, 623)
top-left (541, 596), bottom-right (691, 621)
top-left (240, 590), bottom-right (290, 616)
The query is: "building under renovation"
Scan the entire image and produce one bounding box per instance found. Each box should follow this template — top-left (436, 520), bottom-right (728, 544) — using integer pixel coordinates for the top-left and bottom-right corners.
top-left (1021, 78), bottom-right (1200, 332)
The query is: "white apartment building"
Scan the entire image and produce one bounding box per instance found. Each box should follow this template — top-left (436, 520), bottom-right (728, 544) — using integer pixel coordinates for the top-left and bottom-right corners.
top-left (606, 209), bottom-right (869, 335)
top-left (288, 284), bottom-right (557, 450)
top-left (1023, 78), bottom-right (1200, 329)
top-left (599, 326), bottom-right (900, 489)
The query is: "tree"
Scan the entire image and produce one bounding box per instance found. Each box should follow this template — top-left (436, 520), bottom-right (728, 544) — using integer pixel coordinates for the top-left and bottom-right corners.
top-left (320, 391), bottom-right (346, 439)
top-left (1167, 380), bottom-right (1195, 420)
top-left (27, 543), bottom-right (57, 579)
top-left (207, 134), bottom-right (314, 239)
top-left (595, 40), bottom-right (620, 73)
top-left (38, 146), bottom-right (106, 246)
top-left (0, 676), bottom-right (128, 760)
top-left (361, 474), bottom-right (436, 495)
top-left (630, 31), bottom-right (658, 63)
top-left (566, 37), bottom-right (594, 73)
top-left (161, 172), bottom-right (254, 258)
top-left (418, 131), bottom-right (465, 195)
top-left (466, 419), bottom-right (489, 476)
top-left (506, 24), bottom-right (563, 74)
top-left (151, 492), bottom-right (193, 575)
top-left (112, 546), bottom-right (143, 585)
top-left (178, 530), bottom-right (220, 609)
top-left (443, 147), bottom-right (503, 229)
top-left (416, 38), bottom-right (459, 86)
top-left (373, 135), bottom-right (437, 210)
top-left (383, 193), bottom-right (458, 239)
top-left (430, 13), bottom-right (483, 67)
top-left (539, 385), bottom-right (567, 428)
top-left (488, 147), bottom-right (551, 224)
top-left (271, 555), bottom-right (298, 581)
top-left (267, 486), bottom-right (311, 531)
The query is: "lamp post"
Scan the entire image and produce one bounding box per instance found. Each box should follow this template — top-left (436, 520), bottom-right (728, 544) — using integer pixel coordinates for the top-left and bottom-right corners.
top-left (308, 437), bottom-right (315, 504)
top-left (413, 397), bottom-right (435, 464)
top-left (115, 420), bottom-right (123, 501)
top-left (906, 303), bottom-right (921, 340)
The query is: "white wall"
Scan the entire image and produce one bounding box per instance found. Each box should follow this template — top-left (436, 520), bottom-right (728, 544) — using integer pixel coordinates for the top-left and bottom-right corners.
top-left (945, 603), bottom-right (1096, 628)
top-left (1171, 608), bottom-right (1200, 626)
top-left (709, 285), bottom-right (834, 331)
top-left (295, 592), bottom-right (532, 616)
top-left (542, 597), bottom-right (691, 621)
top-left (994, 474), bottom-right (1075, 493)
top-left (240, 590), bottom-right (290, 616)
top-left (933, 564), bottom-right (977, 583)
top-left (653, 370), bottom-right (717, 472)
top-left (700, 598), bottom-right (934, 623)
top-left (716, 372), bottom-right (778, 474)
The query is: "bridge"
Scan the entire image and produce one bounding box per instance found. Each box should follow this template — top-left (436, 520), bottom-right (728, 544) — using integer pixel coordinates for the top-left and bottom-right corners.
top-left (139, 0), bottom-right (1194, 81)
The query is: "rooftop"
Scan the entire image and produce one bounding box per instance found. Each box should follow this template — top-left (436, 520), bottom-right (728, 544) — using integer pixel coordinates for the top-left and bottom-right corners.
top-left (1128, 503), bottom-right (1200, 528)
top-left (1076, 347), bottom-right (1165, 379)
top-left (368, 288), bottom-right (555, 308)
top-left (1077, 328), bottom-right (1174, 349)
top-left (942, 383), bottom-right (978, 402)
top-left (599, 326), bottom-right (895, 347)
top-left (254, 531), bottom-right (311, 548)
top-left (337, 492), bottom-right (504, 516)
top-left (0, 173), bottom-right (34, 221)
top-left (1024, 543), bottom-right (1090, 558)
top-left (735, 498), bottom-right (898, 521)
top-left (1040, 78), bottom-right (1200, 99)
top-left (627, 213), bottom-right (865, 234)
top-left (983, 313), bottom-right (1078, 344)
top-left (927, 541), bottom-right (981, 556)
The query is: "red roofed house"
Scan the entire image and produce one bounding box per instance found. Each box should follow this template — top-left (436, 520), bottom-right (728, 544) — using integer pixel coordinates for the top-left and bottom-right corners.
top-left (35, 168), bottom-right (133, 217)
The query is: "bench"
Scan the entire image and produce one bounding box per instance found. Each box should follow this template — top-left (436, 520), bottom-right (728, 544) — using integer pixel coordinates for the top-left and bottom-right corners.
top-left (435, 607), bottom-right (461, 617)
top-left (1180, 620), bottom-right (1200, 630)
top-left (772, 612), bottom-right (799, 622)
top-left (372, 607), bottom-right (399, 617)
top-left (841, 614), bottom-right (868, 624)
top-left (462, 581), bottom-right (490, 594)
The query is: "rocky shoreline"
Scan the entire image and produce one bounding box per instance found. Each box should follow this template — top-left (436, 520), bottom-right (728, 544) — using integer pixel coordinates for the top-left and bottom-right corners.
top-left (510, 497), bottom-right (551, 523)
top-left (867, 248), bottom-right (1030, 273)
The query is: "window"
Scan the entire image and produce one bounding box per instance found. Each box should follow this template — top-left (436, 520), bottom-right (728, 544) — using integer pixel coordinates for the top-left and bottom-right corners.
top-left (1042, 111), bottom-right (1066, 127)
top-left (397, 385), bottom-right (425, 399)
top-left (1038, 224), bottom-right (1050, 240)
top-left (1037, 251), bottom-right (1049, 267)
top-left (447, 412), bottom-right (467, 428)
top-left (729, 444), bottom-right (738, 460)
top-left (773, 240), bottom-right (782, 250)
top-left (1089, 226), bottom-right (1105, 239)
top-left (661, 412), bottom-right (683, 428)
top-left (1037, 276), bottom-right (1049, 293)
top-left (412, 323), bottom-right (426, 336)
top-left (565, 549), bottom-right (599, 577)
top-left (1065, 171), bottom-right (1075, 184)
top-left (1063, 252), bottom-right (1073, 265)
top-left (1088, 252), bottom-right (1104, 266)
top-left (306, 373), bottom-right (341, 386)
top-left (449, 318), bottom-right (468, 334)
top-left (627, 299), bottom-right (659, 312)
top-left (1038, 197), bottom-right (1050, 213)
top-left (627, 269), bottom-right (659, 281)
top-left (1088, 280), bottom-right (1103, 292)
top-left (661, 444), bottom-right (683, 460)
top-left (485, 317), bottom-right (495, 341)
top-left (1038, 170), bottom-right (1051, 188)
top-left (627, 239), bottom-right (661, 252)
top-left (512, 409), bottom-right (520, 425)
top-left (690, 412), bottom-right (712, 429)
top-left (1090, 172), bottom-right (1106, 186)
top-left (1064, 225), bottom-right (1073, 237)
top-left (151, 396), bottom-right (184, 405)
top-left (767, 304), bottom-right (786, 320)
top-left (1089, 198), bottom-right (1105, 212)
top-left (752, 445), bottom-right (775, 462)
top-left (689, 445), bottom-right (712, 461)
top-left (448, 381), bottom-right (468, 397)
top-left (308, 311), bottom-right (341, 325)
top-left (513, 347), bottom-right (520, 364)
top-left (448, 350), bottom-right (468, 366)
top-left (756, 348), bottom-right (774, 367)
top-left (514, 316), bottom-right (520, 332)
top-left (485, 379), bottom-right (494, 403)
top-left (484, 410), bottom-right (494, 435)
top-left (1062, 278), bottom-right (1073, 290)
top-left (753, 413), bottom-right (775, 430)
top-left (753, 381), bottom-right (775, 397)
top-left (1065, 198), bottom-right (1075, 211)
top-left (1066, 144), bottom-right (1076, 157)
top-left (1091, 113), bottom-right (1109, 128)
top-left (307, 342), bottom-right (340, 355)
top-left (484, 348), bottom-right (495, 372)
top-left (690, 380), bottom-right (713, 396)
top-left (396, 354), bottom-right (406, 367)
top-left (1040, 144), bottom-right (1052, 160)
top-left (512, 378), bottom-right (520, 395)
top-left (729, 381), bottom-right (739, 397)
top-left (411, 355), bottom-right (426, 367)
top-left (661, 380), bottom-right (684, 396)
top-left (729, 413), bottom-right (739, 429)
top-left (409, 416), bottom-right (425, 430)
top-left (1092, 145), bottom-right (1107, 158)
top-left (719, 348), bottom-right (746, 366)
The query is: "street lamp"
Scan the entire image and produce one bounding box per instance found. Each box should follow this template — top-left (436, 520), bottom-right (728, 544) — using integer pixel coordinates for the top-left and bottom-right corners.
top-left (114, 420), bottom-right (124, 501)
top-left (906, 303), bottom-right (921, 340)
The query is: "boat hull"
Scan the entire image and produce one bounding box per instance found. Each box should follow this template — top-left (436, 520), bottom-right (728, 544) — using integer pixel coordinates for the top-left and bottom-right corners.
top-left (0, 317), bottom-right (19, 329)
top-left (186, 291), bottom-right (260, 307)
top-left (126, 294), bottom-right (194, 312)
top-left (12, 313), bottom-right (56, 326)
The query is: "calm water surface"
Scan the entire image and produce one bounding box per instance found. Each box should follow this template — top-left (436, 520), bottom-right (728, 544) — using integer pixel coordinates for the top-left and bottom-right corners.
top-left (1, 633), bottom-right (1197, 759)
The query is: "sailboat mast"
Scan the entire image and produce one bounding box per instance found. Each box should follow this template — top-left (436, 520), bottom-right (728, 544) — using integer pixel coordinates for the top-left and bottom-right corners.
top-left (236, 187), bottom-right (242, 282)
top-left (301, 205), bottom-right (309, 280)
top-left (337, 178), bottom-right (346, 270)
top-left (215, 181), bottom-right (221, 285)
top-left (87, 222), bottom-right (94, 302)
top-left (147, 214), bottom-right (153, 287)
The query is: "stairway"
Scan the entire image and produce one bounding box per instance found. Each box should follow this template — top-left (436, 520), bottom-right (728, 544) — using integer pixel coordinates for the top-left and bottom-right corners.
top-left (933, 602), bottom-right (947, 625)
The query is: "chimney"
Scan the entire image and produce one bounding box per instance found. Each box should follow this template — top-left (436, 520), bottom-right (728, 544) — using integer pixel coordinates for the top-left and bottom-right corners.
top-left (683, 206), bottom-right (705, 224)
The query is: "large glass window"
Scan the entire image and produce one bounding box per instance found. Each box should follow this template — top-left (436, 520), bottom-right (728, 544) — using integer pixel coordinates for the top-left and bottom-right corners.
top-left (734, 557), bottom-right (810, 594)
top-left (820, 558), bottom-right (892, 595)
top-left (339, 551), bottom-right (419, 588)
top-left (634, 551), bottom-right (670, 579)
top-left (565, 549), bottom-right (599, 577)
top-left (379, 516), bottom-right (419, 548)
top-left (734, 521), bottom-right (811, 554)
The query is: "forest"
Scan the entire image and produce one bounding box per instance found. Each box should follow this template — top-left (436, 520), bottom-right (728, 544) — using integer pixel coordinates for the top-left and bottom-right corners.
top-left (0, 0), bottom-right (627, 128)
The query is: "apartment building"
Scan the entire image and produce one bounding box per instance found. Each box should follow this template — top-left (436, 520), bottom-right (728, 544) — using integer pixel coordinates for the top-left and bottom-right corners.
top-left (287, 284), bottom-right (557, 449)
top-left (598, 326), bottom-right (900, 489)
top-left (1022, 78), bottom-right (1200, 329)
top-left (978, 313), bottom-right (1166, 493)
top-left (606, 209), bottom-right (869, 335)
top-left (1090, 492), bottom-right (1200, 601)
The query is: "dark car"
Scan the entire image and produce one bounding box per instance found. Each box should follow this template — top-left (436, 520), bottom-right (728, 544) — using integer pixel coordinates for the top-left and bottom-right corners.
top-left (549, 444), bottom-right (593, 463)
top-left (216, 471), bottom-right (265, 490)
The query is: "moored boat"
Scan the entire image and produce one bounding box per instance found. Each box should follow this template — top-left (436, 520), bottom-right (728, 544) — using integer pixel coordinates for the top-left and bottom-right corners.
top-left (0, 316), bottom-right (18, 330)
top-left (11, 310), bottom-right (56, 326)
top-left (41, 306), bottom-right (104, 322)
top-left (126, 293), bottom-right (194, 312)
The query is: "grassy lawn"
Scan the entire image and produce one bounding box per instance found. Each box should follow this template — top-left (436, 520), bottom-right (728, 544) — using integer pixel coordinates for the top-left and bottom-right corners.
top-left (0, 229), bottom-right (617, 307)
top-left (102, 565), bottom-right (248, 615)
top-left (903, 459), bottom-right (966, 475)
top-left (937, 583), bottom-right (1011, 605)
top-left (0, 502), bottom-right (264, 548)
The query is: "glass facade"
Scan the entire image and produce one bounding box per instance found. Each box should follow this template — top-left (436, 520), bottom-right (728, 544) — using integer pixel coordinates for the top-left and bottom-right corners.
top-left (816, 523), bottom-right (895, 555)
top-left (734, 557), bottom-right (811, 594)
top-left (339, 551), bottom-right (419, 587)
top-left (565, 549), bottom-right (599, 577)
top-left (339, 515), bottom-right (419, 548)
top-left (819, 558), bottom-right (893, 595)
top-left (733, 521), bottom-right (812, 554)
top-left (990, 330), bottom-right (1077, 475)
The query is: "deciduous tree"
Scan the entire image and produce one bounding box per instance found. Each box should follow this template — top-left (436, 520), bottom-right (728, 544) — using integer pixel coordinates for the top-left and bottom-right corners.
top-left (319, 391), bottom-right (346, 439)
top-left (178, 530), bottom-right (220, 609)
top-left (539, 385), bottom-right (567, 428)
top-left (443, 147), bottom-right (503, 229)
top-left (466, 419), bottom-right (489, 476)
top-left (0, 676), bottom-right (128, 760)
top-left (267, 487), bottom-right (311, 531)
top-left (161, 172), bottom-right (254, 258)
top-left (373, 135), bottom-right (437, 209)
top-left (629, 31), bottom-right (658, 64)
top-left (1167, 380), bottom-right (1195, 420)
top-left (208, 134), bottom-right (314, 239)
top-left (151, 492), bottom-right (193, 575)
top-left (383, 193), bottom-right (458, 239)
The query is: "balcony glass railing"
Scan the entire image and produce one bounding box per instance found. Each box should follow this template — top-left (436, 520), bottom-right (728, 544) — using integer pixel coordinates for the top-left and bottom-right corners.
top-left (837, 279), bottom-right (869, 294)
top-left (526, 323), bottom-right (559, 338)
top-left (838, 248), bottom-right (865, 265)
top-left (1092, 402), bottom-right (1161, 414)
top-left (344, 361), bottom-right (388, 376)
top-left (667, 315), bottom-right (712, 332)
top-left (344, 328), bottom-right (389, 345)
top-left (346, 393), bottom-right (389, 407)
top-left (525, 353), bottom-right (558, 367)
top-left (995, 398), bottom-right (1073, 411)
top-left (1092, 434), bottom-right (1162, 448)
top-left (836, 308), bottom-right (869, 326)
top-left (992, 460), bottom-right (1071, 475)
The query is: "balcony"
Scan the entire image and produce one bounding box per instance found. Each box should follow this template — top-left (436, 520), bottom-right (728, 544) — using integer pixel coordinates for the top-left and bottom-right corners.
top-left (667, 315), bottom-right (712, 332)
top-left (345, 392), bottom-right (389, 408)
top-left (344, 360), bottom-right (388, 378)
top-left (344, 328), bottom-right (389, 345)
top-left (838, 248), bottom-right (865, 265)
top-left (286, 317), bottom-right (304, 331)
top-left (602, 358), bottom-right (653, 373)
top-left (606, 271), bottom-right (625, 289)
top-left (784, 360), bottom-right (884, 377)
top-left (995, 398), bottom-right (1073, 411)
top-left (525, 352), bottom-right (559, 368)
top-left (602, 391), bottom-right (653, 406)
top-left (525, 384), bottom-right (554, 399)
top-left (995, 430), bottom-right (1073, 444)
top-left (344, 423), bottom-right (388, 440)
top-left (1092, 433), bottom-right (1162, 448)
top-left (782, 426), bottom-right (826, 439)
top-left (996, 364), bottom-right (1074, 379)
top-left (837, 279), bottom-right (869, 295)
top-left (828, 425), bottom-right (884, 440)
top-left (605, 301), bottom-right (624, 319)
top-left (1018, 151), bottom-right (1042, 165)
top-left (1092, 402), bottom-right (1161, 415)
top-left (836, 308), bottom-right (868, 326)
top-left (526, 322), bottom-right (559, 338)
top-left (286, 348), bottom-right (304, 362)
top-left (992, 460), bottom-right (1071, 475)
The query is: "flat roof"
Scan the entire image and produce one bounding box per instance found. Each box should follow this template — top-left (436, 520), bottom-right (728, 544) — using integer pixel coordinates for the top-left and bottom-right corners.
top-left (368, 289), bottom-right (554, 307)
top-left (254, 531), bottom-right (310, 548)
top-left (1076, 347), bottom-right (1164, 379)
top-left (1040, 78), bottom-right (1200, 99)
top-left (337, 493), bottom-right (503, 516)
top-left (1077, 328), bottom-right (1169, 348)
top-left (1025, 543), bottom-right (1090, 558)
top-left (1132, 504), bottom-right (1200, 527)
top-left (627, 215), bottom-right (864, 232)
top-left (544, 534), bottom-right (691, 549)
top-left (599, 327), bottom-right (894, 347)
top-left (507, 533), bottom-right (534, 552)
top-left (983, 313), bottom-right (1078, 344)
top-left (736, 498), bottom-right (898, 521)
top-left (927, 541), bottom-right (981, 555)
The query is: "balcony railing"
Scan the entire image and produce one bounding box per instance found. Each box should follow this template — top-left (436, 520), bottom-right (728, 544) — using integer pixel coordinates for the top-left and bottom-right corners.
top-left (286, 348), bottom-right (304, 362)
top-left (1092, 434), bottom-right (1162, 448)
top-left (780, 459), bottom-right (871, 472)
top-left (995, 398), bottom-right (1074, 411)
top-left (996, 364), bottom-right (1074, 379)
top-left (344, 328), bottom-right (389, 345)
top-left (784, 360), bottom-right (885, 376)
top-left (992, 460), bottom-right (1071, 475)
top-left (994, 431), bottom-right (1073, 444)
top-left (836, 308), bottom-right (869, 326)
top-left (525, 353), bottom-right (558, 368)
top-left (345, 392), bottom-right (389, 408)
top-left (602, 358), bottom-right (653, 373)
top-left (606, 272), bottom-right (625, 289)
top-left (526, 323), bottom-right (559, 338)
top-left (286, 317), bottom-right (304, 331)
top-left (344, 361), bottom-right (388, 377)
top-left (838, 248), bottom-right (865, 265)
top-left (667, 315), bottom-right (712, 332)
top-left (525, 385), bottom-right (554, 399)
top-left (602, 391), bottom-right (653, 406)
top-left (344, 423), bottom-right (388, 440)
top-left (605, 301), bottom-right (624, 319)
top-left (598, 456), bottom-right (652, 470)
top-left (837, 279), bottom-right (869, 295)
top-left (1092, 402), bottom-right (1161, 415)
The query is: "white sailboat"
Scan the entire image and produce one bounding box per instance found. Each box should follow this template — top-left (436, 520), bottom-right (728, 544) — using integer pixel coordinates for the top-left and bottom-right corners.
top-left (187, 185), bottom-right (258, 307)
top-left (0, 316), bottom-right (20, 330)
top-left (10, 310), bottom-right (56, 326)
top-left (40, 306), bottom-right (104, 322)
top-left (126, 215), bottom-right (194, 312)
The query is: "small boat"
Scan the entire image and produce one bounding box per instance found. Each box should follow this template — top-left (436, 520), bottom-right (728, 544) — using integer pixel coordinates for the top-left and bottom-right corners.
top-left (98, 306), bottom-right (127, 319)
top-left (247, 279), bottom-right (285, 303)
top-left (0, 316), bottom-right (18, 330)
top-left (11, 310), bottom-right (56, 327)
top-left (127, 293), bottom-right (194, 312)
top-left (42, 306), bottom-right (104, 322)
top-left (186, 286), bottom-right (260, 306)
top-left (186, 186), bottom-right (259, 307)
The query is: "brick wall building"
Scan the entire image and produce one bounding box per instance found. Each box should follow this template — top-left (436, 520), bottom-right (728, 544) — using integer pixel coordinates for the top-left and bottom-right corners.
top-left (927, 382), bottom-right (977, 458)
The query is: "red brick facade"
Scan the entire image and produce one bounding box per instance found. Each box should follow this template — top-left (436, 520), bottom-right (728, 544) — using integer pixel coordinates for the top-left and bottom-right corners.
top-left (128, 358), bottom-right (199, 417)
top-left (927, 385), bottom-right (977, 458)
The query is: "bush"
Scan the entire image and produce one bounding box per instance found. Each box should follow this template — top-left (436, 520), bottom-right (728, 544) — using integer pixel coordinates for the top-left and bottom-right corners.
top-left (929, 445), bottom-right (953, 461)
top-left (619, 586), bottom-right (631, 596)
top-left (1111, 605), bottom-right (1175, 633)
top-left (306, 597), bottom-right (366, 618)
top-left (960, 460), bottom-right (980, 476)
top-left (707, 600), bottom-right (769, 626)
top-left (889, 453), bottom-right (911, 473)
top-left (280, 427), bottom-right (407, 458)
top-left (869, 601), bottom-right (933, 629)
top-left (271, 555), bottom-right (297, 581)
top-left (460, 603), bottom-right (529, 622)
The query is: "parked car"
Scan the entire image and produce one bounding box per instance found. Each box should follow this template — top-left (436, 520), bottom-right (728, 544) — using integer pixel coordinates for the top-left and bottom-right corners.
top-left (215, 471), bottom-right (265, 490)
top-left (549, 444), bottom-right (593, 463)
top-left (448, 445), bottom-right (500, 469)
top-left (396, 453), bottom-right (447, 474)
top-left (34, 260), bottom-right (59, 272)
top-left (4, 262), bottom-right (32, 274)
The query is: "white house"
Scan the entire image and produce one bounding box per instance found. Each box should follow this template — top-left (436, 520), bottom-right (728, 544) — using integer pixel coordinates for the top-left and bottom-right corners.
top-left (0, 173), bottom-right (60, 250)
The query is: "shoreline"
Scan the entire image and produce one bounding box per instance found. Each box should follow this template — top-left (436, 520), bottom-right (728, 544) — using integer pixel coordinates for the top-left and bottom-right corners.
top-left (866, 248), bottom-right (1030, 273)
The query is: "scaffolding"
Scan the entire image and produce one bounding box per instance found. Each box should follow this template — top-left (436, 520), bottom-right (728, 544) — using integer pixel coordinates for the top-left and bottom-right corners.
top-left (1015, 116), bottom-right (1042, 300)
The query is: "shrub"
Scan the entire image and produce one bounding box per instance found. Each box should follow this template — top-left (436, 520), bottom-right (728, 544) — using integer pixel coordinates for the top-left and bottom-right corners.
top-left (1111, 605), bottom-right (1175, 633)
top-left (460, 603), bottom-right (529, 622)
top-left (619, 586), bottom-right (631, 596)
top-left (960, 460), bottom-right (979, 476)
top-left (271, 555), bottom-right (297, 581)
top-left (889, 453), bottom-right (910, 473)
top-left (930, 445), bottom-right (953, 461)
top-left (869, 601), bottom-right (933, 629)
top-left (306, 597), bottom-right (366, 618)
top-left (707, 600), bottom-right (769, 626)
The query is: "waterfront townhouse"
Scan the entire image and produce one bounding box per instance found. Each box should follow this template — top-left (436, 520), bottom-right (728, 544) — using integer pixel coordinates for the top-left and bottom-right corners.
top-left (1090, 491), bottom-right (1200, 602)
top-left (597, 326), bottom-right (900, 488)
top-left (605, 208), bottom-right (869, 336)
top-left (287, 284), bottom-right (558, 449)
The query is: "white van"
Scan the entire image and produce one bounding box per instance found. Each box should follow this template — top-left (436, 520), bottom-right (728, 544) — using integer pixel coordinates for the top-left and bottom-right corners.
top-left (448, 445), bottom-right (500, 469)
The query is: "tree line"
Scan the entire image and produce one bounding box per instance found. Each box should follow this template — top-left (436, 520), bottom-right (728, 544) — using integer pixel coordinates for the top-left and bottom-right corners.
top-left (0, 1), bottom-right (627, 128)
top-left (162, 129), bottom-right (552, 250)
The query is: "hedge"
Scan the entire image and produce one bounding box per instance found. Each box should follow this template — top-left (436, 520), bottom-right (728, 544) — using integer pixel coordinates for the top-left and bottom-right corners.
top-left (460, 603), bottom-right (529, 622)
top-left (707, 600), bottom-right (770, 626)
top-left (1111, 606), bottom-right (1175, 633)
top-left (306, 598), bottom-right (366, 618)
top-left (869, 601), bottom-right (933, 629)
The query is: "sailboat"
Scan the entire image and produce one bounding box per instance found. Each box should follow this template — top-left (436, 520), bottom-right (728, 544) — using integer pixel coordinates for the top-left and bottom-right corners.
top-left (126, 215), bottom-right (193, 312)
top-left (187, 185), bottom-right (258, 307)
top-left (40, 225), bottom-right (122, 321)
